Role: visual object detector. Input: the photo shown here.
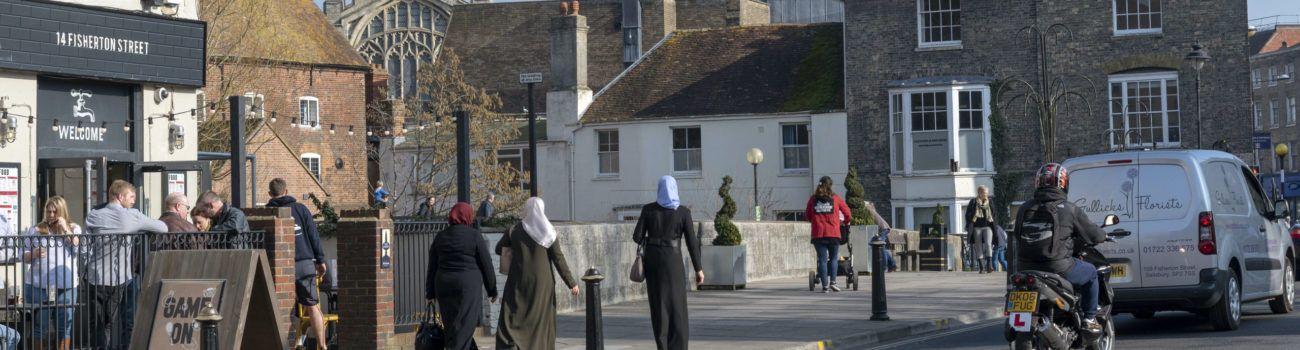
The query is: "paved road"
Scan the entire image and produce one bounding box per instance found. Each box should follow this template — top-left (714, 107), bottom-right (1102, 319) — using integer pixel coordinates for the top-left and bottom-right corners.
top-left (869, 292), bottom-right (1300, 350)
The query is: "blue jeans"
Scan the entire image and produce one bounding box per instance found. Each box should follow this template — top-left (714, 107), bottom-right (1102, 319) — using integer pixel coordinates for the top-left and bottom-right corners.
top-left (25, 284), bottom-right (76, 339)
top-left (1063, 259), bottom-right (1099, 319)
top-left (117, 278), bottom-right (139, 348)
top-left (993, 246), bottom-right (1008, 271)
top-left (814, 240), bottom-right (840, 288)
top-left (0, 324), bottom-right (18, 350)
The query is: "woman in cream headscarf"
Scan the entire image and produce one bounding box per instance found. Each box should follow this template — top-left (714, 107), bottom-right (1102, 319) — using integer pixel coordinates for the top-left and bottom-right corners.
top-left (494, 197), bottom-right (579, 349)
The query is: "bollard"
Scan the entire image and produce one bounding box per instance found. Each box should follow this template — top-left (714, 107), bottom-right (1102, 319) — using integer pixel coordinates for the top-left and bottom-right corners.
top-left (196, 302), bottom-right (223, 350)
top-left (581, 267), bottom-right (605, 350)
top-left (870, 236), bottom-right (890, 321)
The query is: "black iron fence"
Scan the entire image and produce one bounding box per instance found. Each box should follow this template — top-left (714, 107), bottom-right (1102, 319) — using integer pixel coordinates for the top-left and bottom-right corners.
top-left (392, 221), bottom-right (447, 333)
top-left (0, 230), bottom-right (265, 350)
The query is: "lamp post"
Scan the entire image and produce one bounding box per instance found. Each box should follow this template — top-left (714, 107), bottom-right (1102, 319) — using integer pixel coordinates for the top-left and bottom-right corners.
top-left (1277, 143), bottom-right (1290, 183)
top-left (1185, 43), bottom-right (1210, 149)
top-left (746, 148), bottom-right (764, 221)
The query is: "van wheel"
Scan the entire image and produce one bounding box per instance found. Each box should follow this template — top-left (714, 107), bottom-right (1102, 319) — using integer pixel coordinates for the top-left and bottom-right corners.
top-left (1269, 260), bottom-right (1295, 314)
top-left (1209, 269), bottom-right (1241, 331)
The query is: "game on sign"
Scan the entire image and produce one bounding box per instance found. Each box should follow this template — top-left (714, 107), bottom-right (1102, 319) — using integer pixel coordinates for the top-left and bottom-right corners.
top-left (519, 72), bottom-right (543, 84)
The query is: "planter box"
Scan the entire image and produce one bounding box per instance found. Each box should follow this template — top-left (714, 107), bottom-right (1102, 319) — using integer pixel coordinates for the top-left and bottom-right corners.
top-left (700, 244), bottom-right (747, 290)
top-left (848, 225), bottom-right (876, 274)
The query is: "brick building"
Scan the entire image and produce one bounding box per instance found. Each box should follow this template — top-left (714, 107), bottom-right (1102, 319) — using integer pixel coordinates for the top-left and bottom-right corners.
top-left (844, 0), bottom-right (1253, 230)
top-left (204, 0), bottom-right (372, 212)
top-left (1250, 21), bottom-right (1300, 175)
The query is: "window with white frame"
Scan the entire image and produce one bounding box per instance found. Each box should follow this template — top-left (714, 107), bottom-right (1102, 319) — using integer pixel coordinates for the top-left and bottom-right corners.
top-left (1289, 97), bottom-right (1297, 126)
top-left (299, 97), bottom-right (319, 128)
top-left (916, 0), bottom-right (961, 47)
top-left (889, 85), bottom-right (991, 174)
top-left (1288, 64), bottom-right (1296, 83)
top-left (1289, 143), bottom-right (1295, 171)
top-left (1255, 103), bottom-right (1264, 130)
top-left (1270, 66), bottom-right (1280, 86)
top-left (1108, 72), bottom-right (1180, 148)
top-left (672, 127), bottom-right (702, 174)
top-left (301, 153), bottom-right (321, 180)
top-left (1271, 100), bottom-right (1280, 128)
top-left (597, 129), bottom-right (620, 176)
top-left (1253, 70), bottom-right (1262, 88)
top-left (496, 149), bottom-right (531, 190)
top-left (781, 124), bottom-right (810, 172)
top-left (1113, 0), bottom-right (1161, 35)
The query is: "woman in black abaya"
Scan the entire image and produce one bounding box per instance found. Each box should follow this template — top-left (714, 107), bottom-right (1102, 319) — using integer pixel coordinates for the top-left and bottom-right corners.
top-left (634, 175), bottom-right (703, 350)
top-left (426, 202), bottom-right (498, 350)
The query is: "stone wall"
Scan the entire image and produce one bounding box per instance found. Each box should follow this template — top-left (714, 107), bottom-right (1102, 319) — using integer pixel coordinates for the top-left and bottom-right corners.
top-left (1252, 46), bottom-right (1300, 173)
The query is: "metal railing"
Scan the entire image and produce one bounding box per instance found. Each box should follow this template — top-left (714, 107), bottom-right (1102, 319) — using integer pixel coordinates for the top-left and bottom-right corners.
top-left (0, 230), bottom-right (265, 350)
top-left (392, 221), bottom-right (447, 333)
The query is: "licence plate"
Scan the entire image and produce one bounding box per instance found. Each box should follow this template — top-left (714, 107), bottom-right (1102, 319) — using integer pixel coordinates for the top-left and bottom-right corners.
top-left (1111, 264), bottom-right (1127, 278)
top-left (1007, 291), bottom-right (1038, 313)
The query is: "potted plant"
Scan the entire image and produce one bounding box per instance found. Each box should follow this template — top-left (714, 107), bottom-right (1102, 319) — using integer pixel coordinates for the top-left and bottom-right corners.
top-left (702, 176), bottom-right (746, 290)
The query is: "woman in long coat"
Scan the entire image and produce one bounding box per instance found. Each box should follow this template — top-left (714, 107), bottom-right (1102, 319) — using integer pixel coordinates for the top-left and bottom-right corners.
top-left (426, 202), bottom-right (498, 350)
top-left (494, 197), bottom-right (580, 349)
top-left (634, 176), bottom-right (703, 350)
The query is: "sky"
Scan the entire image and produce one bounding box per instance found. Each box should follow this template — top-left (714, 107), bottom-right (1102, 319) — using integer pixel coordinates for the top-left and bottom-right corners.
top-left (314, 0), bottom-right (1295, 20)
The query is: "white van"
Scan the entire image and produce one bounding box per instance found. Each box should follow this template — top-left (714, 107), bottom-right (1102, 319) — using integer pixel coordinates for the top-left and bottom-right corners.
top-left (1062, 150), bottom-right (1295, 331)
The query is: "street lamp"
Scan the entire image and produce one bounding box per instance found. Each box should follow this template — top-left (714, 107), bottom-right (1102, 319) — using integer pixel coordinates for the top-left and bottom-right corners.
top-left (1185, 42), bottom-right (1210, 149)
top-left (746, 148), bottom-right (764, 221)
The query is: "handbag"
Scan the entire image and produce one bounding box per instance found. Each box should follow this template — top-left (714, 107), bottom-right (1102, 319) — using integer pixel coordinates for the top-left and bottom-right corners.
top-left (629, 232), bottom-right (647, 283)
top-left (499, 225), bottom-right (515, 275)
top-left (414, 302), bottom-right (445, 350)
top-left (838, 225), bottom-right (851, 245)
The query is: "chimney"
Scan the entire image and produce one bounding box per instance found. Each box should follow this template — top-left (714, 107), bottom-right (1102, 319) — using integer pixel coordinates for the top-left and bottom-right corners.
top-left (546, 9), bottom-right (592, 139)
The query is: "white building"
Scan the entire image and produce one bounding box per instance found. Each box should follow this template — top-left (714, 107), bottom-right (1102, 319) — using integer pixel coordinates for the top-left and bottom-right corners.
top-left (538, 20), bottom-right (849, 221)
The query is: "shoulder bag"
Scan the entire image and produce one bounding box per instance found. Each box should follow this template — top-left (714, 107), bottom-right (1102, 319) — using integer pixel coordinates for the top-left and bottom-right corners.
top-left (414, 302), bottom-right (445, 350)
top-left (630, 231), bottom-right (647, 283)
top-left (499, 225), bottom-right (515, 275)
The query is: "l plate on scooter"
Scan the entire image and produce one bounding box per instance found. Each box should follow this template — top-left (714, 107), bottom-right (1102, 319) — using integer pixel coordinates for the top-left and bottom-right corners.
top-left (1008, 312), bottom-right (1033, 332)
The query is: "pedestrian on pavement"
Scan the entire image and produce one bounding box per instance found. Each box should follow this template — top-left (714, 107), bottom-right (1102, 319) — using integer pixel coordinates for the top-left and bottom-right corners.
top-left (863, 201), bottom-right (898, 272)
top-left (0, 215), bottom-right (21, 350)
top-left (634, 175), bottom-right (703, 350)
top-left (477, 193), bottom-right (496, 220)
top-left (806, 176), bottom-right (851, 292)
top-left (494, 197), bottom-right (579, 350)
top-left (196, 191), bottom-right (251, 247)
top-left (964, 185), bottom-right (997, 273)
top-left (265, 178), bottom-right (330, 350)
top-left (993, 224), bottom-right (1008, 272)
top-left (374, 181), bottom-right (389, 208)
top-left (415, 196), bottom-right (437, 219)
top-left (24, 196), bottom-right (81, 350)
top-left (159, 192), bottom-right (199, 232)
top-left (84, 180), bottom-right (167, 349)
top-left (425, 202), bottom-right (498, 350)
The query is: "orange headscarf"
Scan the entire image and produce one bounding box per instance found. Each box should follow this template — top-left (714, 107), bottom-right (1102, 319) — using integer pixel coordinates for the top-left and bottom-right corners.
top-left (449, 202), bottom-right (474, 226)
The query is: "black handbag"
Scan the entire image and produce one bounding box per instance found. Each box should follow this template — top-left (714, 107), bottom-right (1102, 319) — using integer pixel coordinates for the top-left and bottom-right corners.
top-left (414, 302), bottom-right (445, 350)
top-left (839, 225), bottom-right (851, 245)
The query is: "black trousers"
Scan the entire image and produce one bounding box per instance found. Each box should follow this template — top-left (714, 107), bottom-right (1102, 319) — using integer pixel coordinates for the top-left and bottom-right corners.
top-left (88, 284), bottom-right (129, 349)
top-left (645, 245), bottom-right (689, 350)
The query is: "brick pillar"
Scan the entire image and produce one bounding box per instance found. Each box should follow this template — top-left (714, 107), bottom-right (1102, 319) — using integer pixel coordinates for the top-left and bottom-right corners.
top-left (338, 209), bottom-right (395, 349)
top-left (245, 207), bottom-right (297, 349)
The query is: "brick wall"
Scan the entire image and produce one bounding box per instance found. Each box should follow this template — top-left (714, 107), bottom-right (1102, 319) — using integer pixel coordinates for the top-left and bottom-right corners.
top-left (1251, 47), bottom-right (1300, 173)
top-left (243, 207), bottom-right (298, 349)
top-left (844, 0), bottom-right (1252, 208)
top-left (676, 0), bottom-right (727, 29)
top-left (207, 62), bottom-right (371, 214)
top-left (336, 209), bottom-right (396, 349)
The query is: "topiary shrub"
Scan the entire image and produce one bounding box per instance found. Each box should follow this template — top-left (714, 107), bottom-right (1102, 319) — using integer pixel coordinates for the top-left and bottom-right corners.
top-left (713, 176), bottom-right (742, 246)
top-left (844, 168), bottom-right (874, 225)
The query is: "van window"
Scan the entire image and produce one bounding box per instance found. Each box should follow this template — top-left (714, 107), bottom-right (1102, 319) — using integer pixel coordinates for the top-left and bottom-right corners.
top-left (1204, 161), bottom-right (1250, 216)
top-left (1241, 166), bottom-right (1272, 217)
top-left (1069, 164), bottom-right (1191, 222)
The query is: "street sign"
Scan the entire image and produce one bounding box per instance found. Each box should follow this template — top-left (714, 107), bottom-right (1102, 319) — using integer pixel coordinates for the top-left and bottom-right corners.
top-left (1254, 132), bottom-right (1272, 150)
top-left (519, 72), bottom-right (543, 84)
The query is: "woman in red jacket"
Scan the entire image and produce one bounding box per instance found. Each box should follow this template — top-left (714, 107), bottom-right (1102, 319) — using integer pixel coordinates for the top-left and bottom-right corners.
top-left (805, 176), bottom-right (851, 293)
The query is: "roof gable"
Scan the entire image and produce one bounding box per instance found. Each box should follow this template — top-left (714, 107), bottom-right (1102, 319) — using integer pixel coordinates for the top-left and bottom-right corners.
top-left (204, 0), bottom-right (367, 67)
top-left (583, 23), bottom-right (845, 123)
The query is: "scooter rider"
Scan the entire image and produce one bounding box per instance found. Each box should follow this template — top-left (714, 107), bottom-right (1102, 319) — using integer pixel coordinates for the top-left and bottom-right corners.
top-left (1013, 163), bottom-right (1108, 333)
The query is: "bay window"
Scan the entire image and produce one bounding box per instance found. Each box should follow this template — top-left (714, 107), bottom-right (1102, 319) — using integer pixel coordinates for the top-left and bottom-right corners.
top-left (889, 85), bottom-right (991, 174)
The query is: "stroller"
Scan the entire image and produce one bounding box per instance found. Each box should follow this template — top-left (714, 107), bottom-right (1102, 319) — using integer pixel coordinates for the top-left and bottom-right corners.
top-left (809, 226), bottom-right (861, 291)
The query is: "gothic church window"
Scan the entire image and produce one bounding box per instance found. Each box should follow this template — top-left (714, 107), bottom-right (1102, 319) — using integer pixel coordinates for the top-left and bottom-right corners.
top-left (356, 1), bottom-right (449, 99)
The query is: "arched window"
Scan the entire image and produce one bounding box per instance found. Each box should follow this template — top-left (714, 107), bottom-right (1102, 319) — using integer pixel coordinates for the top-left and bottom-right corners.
top-left (355, 1), bottom-right (449, 99)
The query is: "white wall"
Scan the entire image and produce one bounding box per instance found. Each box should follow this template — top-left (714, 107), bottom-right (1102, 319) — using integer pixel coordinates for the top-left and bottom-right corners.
top-left (54, 0), bottom-right (200, 20)
top-left (544, 112), bottom-right (850, 222)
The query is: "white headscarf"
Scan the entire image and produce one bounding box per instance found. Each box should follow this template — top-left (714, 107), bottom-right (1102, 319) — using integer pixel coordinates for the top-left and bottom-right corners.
top-left (521, 197), bottom-right (557, 248)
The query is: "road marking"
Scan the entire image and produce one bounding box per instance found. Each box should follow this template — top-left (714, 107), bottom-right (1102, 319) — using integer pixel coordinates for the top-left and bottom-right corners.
top-left (869, 319), bottom-right (1001, 350)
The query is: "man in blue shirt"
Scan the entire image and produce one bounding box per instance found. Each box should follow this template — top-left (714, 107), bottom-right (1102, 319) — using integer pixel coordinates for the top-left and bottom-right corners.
top-left (373, 181), bottom-right (389, 209)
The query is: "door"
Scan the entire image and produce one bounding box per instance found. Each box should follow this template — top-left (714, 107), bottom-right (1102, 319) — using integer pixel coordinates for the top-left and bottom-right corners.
top-left (1133, 161), bottom-right (1199, 288)
top-left (1240, 166), bottom-right (1274, 298)
top-left (135, 161), bottom-right (211, 218)
top-left (37, 158), bottom-right (107, 225)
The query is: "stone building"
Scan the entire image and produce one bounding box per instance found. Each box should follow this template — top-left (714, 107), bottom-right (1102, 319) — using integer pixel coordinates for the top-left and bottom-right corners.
top-left (323, 0), bottom-right (457, 99)
top-left (770, 0), bottom-right (843, 24)
top-left (1250, 22), bottom-right (1300, 175)
top-left (204, 0), bottom-right (373, 212)
top-left (844, 0), bottom-right (1253, 230)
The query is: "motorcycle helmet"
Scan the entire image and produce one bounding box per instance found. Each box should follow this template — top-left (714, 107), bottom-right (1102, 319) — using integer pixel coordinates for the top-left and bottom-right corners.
top-left (1035, 162), bottom-right (1069, 192)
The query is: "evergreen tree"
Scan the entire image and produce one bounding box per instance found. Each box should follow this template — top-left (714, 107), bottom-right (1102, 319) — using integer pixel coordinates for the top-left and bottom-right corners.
top-left (843, 168), bottom-right (874, 225)
top-left (713, 176), bottom-right (742, 246)
top-left (307, 193), bottom-right (340, 239)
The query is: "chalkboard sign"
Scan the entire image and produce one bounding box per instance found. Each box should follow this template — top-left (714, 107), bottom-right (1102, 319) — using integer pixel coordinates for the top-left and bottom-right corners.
top-left (148, 279), bottom-right (226, 349)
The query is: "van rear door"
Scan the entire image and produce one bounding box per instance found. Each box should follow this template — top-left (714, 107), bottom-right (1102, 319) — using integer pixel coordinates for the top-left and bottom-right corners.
top-left (1068, 162), bottom-right (1144, 289)
top-left (1132, 161), bottom-right (1202, 288)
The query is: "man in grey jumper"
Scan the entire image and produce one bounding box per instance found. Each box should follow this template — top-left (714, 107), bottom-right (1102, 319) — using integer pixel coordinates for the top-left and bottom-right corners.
top-left (83, 180), bottom-right (167, 348)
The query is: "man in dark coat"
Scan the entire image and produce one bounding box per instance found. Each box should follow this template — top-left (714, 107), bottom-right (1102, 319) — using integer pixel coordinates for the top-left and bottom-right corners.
top-left (416, 196), bottom-right (437, 219)
top-left (159, 192), bottom-right (199, 232)
top-left (196, 191), bottom-right (251, 248)
top-left (475, 193), bottom-right (495, 228)
top-left (265, 178), bottom-right (329, 350)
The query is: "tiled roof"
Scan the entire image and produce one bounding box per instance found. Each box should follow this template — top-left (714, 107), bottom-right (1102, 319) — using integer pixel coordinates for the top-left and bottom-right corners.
top-left (1251, 25), bottom-right (1300, 56)
top-left (582, 23), bottom-right (844, 123)
top-left (203, 0), bottom-right (368, 68)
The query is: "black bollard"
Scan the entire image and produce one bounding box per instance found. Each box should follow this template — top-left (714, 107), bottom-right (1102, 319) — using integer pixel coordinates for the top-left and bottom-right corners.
top-left (870, 236), bottom-right (890, 321)
top-left (196, 302), bottom-right (223, 350)
top-left (582, 267), bottom-right (605, 350)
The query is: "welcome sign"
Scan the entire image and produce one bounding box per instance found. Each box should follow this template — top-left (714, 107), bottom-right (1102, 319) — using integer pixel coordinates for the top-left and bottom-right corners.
top-left (36, 78), bottom-right (134, 159)
top-left (149, 279), bottom-right (226, 349)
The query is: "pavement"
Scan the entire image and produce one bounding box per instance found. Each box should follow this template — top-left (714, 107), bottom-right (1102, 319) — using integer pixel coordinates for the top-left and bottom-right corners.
top-left (474, 271), bottom-right (1008, 350)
